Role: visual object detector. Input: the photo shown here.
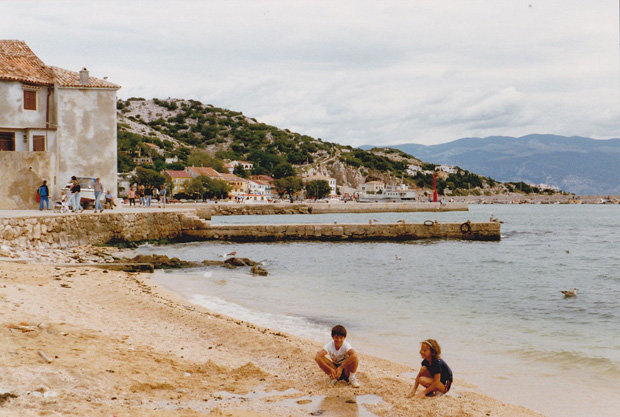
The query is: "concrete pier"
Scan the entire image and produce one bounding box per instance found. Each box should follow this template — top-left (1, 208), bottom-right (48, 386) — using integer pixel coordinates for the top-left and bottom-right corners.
top-left (203, 202), bottom-right (468, 217)
top-left (184, 221), bottom-right (500, 242)
top-left (0, 209), bottom-right (499, 250)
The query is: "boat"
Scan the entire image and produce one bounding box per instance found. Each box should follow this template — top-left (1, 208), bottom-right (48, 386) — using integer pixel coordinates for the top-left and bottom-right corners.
top-left (358, 186), bottom-right (417, 203)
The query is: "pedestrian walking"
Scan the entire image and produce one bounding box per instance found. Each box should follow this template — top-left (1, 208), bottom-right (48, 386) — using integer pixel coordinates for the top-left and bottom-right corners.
top-left (159, 184), bottom-right (167, 208)
top-left (70, 177), bottom-right (82, 212)
top-left (38, 180), bottom-right (50, 210)
top-left (128, 186), bottom-right (136, 206)
top-left (93, 177), bottom-right (104, 213)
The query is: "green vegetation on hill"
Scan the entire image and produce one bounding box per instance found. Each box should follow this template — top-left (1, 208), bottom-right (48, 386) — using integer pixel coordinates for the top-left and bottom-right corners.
top-left (116, 97), bottom-right (561, 196)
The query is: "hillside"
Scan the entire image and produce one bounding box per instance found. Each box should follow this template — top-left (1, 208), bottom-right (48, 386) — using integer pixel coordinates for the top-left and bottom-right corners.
top-left (364, 135), bottom-right (620, 195)
top-left (116, 98), bottom-right (558, 197)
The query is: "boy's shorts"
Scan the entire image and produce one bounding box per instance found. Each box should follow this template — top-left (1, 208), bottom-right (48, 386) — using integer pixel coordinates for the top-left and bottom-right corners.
top-left (332, 362), bottom-right (349, 382)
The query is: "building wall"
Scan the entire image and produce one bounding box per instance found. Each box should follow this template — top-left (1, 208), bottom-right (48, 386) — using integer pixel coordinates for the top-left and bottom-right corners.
top-left (0, 81), bottom-right (49, 128)
top-left (55, 87), bottom-right (118, 197)
top-left (0, 151), bottom-right (53, 209)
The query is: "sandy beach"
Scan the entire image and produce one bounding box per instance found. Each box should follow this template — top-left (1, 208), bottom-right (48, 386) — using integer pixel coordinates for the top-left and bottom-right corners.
top-left (0, 254), bottom-right (548, 417)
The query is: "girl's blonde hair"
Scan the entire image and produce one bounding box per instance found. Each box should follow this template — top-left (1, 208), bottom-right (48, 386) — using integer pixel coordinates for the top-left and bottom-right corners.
top-left (422, 339), bottom-right (442, 361)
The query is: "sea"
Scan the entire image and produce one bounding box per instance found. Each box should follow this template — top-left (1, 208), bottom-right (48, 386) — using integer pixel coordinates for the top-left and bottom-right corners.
top-left (130, 204), bottom-right (619, 417)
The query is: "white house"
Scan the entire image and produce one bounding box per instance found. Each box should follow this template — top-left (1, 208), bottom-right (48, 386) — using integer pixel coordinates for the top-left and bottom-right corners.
top-left (304, 175), bottom-right (337, 195)
top-left (436, 165), bottom-right (457, 174)
top-left (406, 164), bottom-right (422, 176)
top-left (226, 160), bottom-right (254, 173)
top-left (360, 180), bottom-right (385, 194)
top-left (0, 40), bottom-right (120, 209)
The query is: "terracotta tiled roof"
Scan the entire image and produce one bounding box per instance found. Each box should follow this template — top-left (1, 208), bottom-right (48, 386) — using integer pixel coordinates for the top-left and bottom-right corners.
top-left (0, 40), bottom-right (119, 89)
top-left (251, 175), bottom-right (274, 183)
top-left (51, 66), bottom-right (119, 89)
top-left (165, 170), bottom-right (192, 178)
top-left (0, 40), bottom-right (54, 85)
top-left (186, 166), bottom-right (222, 178)
top-left (220, 173), bottom-right (245, 182)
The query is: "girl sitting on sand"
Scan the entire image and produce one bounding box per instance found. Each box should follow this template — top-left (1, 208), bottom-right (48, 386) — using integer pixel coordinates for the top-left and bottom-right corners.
top-left (407, 339), bottom-right (453, 398)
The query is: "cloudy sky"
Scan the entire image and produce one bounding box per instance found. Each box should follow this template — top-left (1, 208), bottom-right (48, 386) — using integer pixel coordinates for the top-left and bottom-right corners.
top-left (2, 0), bottom-right (619, 146)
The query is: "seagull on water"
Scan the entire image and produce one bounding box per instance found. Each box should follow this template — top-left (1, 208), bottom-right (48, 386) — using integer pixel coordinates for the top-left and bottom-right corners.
top-left (561, 288), bottom-right (578, 297)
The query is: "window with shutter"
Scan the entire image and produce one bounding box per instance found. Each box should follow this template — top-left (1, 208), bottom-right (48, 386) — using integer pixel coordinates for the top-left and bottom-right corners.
top-left (33, 135), bottom-right (46, 151)
top-left (0, 132), bottom-right (15, 151)
top-left (24, 90), bottom-right (37, 110)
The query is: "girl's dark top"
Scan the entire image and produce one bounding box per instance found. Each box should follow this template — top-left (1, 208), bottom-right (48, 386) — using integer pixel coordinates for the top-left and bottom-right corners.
top-left (71, 183), bottom-right (81, 193)
top-left (421, 358), bottom-right (453, 384)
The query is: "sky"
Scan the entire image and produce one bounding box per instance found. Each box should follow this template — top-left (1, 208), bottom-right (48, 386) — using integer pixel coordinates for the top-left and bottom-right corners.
top-left (1, 0), bottom-right (619, 146)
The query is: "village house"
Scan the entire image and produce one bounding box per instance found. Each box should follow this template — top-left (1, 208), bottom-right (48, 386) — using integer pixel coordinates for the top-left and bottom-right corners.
top-left (436, 165), bottom-right (457, 174)
top-left (144, 142), bottom-right (164, 156)
top-left (360, 180), bottom-right (385, 194)
top-left (303, 174), bottom-right (337, 195)
top-left (185, 166), bottom-right (247, 197)
top-left (0, 40), bottom-right (120, 209)
top-left (225, 160), bottom-right (253, 174)
top-left (164, 169), bottom-right (192, 195)
top-left (406, 164), bottom-right (422, 176)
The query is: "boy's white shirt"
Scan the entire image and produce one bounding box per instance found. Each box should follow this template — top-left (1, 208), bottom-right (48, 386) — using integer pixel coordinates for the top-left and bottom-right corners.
top-left (324, 340), bottom-right (352, 365)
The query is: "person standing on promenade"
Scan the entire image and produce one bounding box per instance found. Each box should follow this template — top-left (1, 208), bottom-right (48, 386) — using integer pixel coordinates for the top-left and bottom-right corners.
top-left (128, 186), bottom-right (136, 206)
top-left (407, 339), bottom-right (453, 398)
top-left (158, 184), bottom-right (167, 208)
top-left (315, 325), bottom-right (360, 388)
top-left (93, 178), bottom-right (104, 213)
top-left (144, 185), bottom-right (153, 207)
top-left (70, 177), bottom-right (82, 212)
top-left (139, 185), bottom-right (145, 206)
top-left (38, 180), bottom-right (50, 210)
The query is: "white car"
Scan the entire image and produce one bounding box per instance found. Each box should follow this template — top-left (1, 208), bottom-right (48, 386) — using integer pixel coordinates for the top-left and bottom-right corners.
top-left (65, 177), bottom-right (97, 208)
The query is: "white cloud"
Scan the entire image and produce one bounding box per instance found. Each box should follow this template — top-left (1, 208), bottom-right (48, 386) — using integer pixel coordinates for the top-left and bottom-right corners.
top-left (1, 0), bottom-right (618, 145)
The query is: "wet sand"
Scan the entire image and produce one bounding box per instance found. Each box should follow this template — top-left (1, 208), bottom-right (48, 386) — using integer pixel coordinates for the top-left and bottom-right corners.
top-left (0, 260), bottom-right (544, 416)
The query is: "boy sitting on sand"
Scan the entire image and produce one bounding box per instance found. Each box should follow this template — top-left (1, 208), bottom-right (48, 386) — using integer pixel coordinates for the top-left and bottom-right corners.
top-left (314, 324), bottom-right (360, 388)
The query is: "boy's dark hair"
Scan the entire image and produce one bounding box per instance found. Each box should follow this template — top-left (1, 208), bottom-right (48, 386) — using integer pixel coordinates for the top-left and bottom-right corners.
top-left (331, 324), bottom-right (347, 337)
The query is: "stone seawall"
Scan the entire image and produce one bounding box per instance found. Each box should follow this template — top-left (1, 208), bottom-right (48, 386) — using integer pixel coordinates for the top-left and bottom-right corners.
top-left (0, 212), bottom-right (196, 249)
top-left (204, 202), bottom-right (467, 217)
top-left (0, 210), bottom-right (498, 250)
top-left (184, 221), bottom-right (500, 242)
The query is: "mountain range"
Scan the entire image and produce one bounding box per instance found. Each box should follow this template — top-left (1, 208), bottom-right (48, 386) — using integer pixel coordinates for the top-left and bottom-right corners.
top-left (363, 134), bottom-right (620, 195)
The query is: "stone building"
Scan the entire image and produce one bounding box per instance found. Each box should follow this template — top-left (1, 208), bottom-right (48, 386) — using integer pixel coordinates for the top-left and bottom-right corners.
top-left (0, 40), bottom-right (120, 209)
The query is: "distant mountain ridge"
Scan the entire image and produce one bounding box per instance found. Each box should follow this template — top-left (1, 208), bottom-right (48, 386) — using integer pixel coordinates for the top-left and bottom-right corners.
top-left (362, 134), bottom-right (620, 195)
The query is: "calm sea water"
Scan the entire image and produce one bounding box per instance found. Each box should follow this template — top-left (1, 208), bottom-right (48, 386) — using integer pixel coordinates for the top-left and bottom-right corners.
top-left (134, 205), bottom-right (619, 417)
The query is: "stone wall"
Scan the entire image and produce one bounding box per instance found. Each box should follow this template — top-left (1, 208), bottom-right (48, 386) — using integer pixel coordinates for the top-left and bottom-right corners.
top-left (0, 212), bottom-right (192, 249)
top-left (0, 152), bottom-right (54, 210)
top-left (185, 221), bottom-right (501, 242)
top-left (202, 202), bottom-right (468, 217)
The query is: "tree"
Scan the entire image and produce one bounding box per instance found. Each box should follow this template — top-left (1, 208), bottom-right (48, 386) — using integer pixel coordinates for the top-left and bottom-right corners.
top-left (198, 176), bottom-right (231, 199)
top-left (183, 177), bottom-right (205, 199)
top-left (305, 180), bottom-right (331, 200)
top-left (272, 162), bottom-right (295, 179)
top-left (118, 153), bottom-right (136, 173)
top-left (233, 164), bottom-right (249, 178)
top-left (274, 176), bottom-right (303, 200)
top-left (133, 167), bottom-right (165, 188)
top-left (187, 150), bottom-right (225, 172)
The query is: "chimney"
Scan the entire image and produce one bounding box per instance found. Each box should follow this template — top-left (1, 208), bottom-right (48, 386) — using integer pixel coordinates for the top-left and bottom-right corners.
top-left (79, 67), bottom-right (89, 85)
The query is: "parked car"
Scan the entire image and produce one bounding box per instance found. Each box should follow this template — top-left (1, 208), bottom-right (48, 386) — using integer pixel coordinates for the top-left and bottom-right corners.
top-left (65, 177), bottom-right (96, 209)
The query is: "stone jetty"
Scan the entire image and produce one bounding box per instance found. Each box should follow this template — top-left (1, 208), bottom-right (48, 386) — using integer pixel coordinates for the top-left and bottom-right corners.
top-left (0, 209), bottom-right (499, 251)
top-left (207, 201), bottom-right (467, 216)
top-left (185, 220), bottom-right (499, 242)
